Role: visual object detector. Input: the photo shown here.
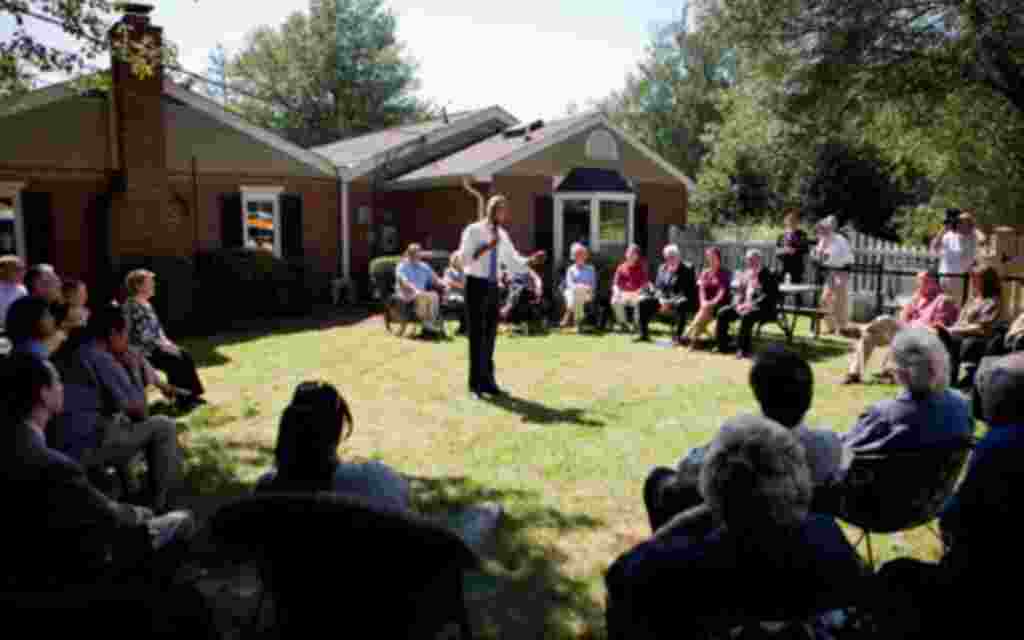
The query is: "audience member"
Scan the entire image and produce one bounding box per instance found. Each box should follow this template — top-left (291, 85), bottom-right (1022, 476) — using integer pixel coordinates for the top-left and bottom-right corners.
top-left (636, 244), bottom-right (697, 344)
top-left (812, 216), bottom-right (855, 335)
top-left (61, 278), bottom-right (91, 330)
top-left (0, 353), bottom-right (196, 589)
top-left (24, 262), bottom-right (61, 303)
top-left (4, 295), bottom-right (58, 358)
top-left (607, 415), bottom-right (863, 640)
top-left (443, 253), bottom-right (467, 335)
top-left (776, 209), bottom-right (810, 288)
top-left (122, 269), bottom-right (206, 405)
top-left (560, 242), bottom-right (596, 328)
top-left (644, 346), bottom-right (843, 532)
top-left (62, 306), bottom-right (185, 513)
top-left (871, 352), bottom-right (1024, 638)
top-left (841, 328), bottom-right (973, 454)
top-left (611, 244), bottom-right (650, 332)
top-left (930, 209), bottom-right (977, 305)
top-left (842, 269), bottom-right (959, 385)
top-left (394, 243), bottom-right (447, 337)
top-left (935, 265), bottom-right (1002, 388)
top-left (255, 380), bottom-right (410, 512)
top-left (714, 249), bottom-right (780, 358)
top-left (682, 246), bottom-right (731, 349)
top-left (0, 253), bottom-right (27, 327)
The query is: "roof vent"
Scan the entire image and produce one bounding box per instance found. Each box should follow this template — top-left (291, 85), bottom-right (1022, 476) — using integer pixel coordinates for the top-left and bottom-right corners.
top-left (502, 119), bottom-right (545, 139)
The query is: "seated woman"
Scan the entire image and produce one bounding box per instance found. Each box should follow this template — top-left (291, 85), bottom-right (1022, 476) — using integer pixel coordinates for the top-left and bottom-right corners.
top-left (256, 381), bottom-right (410, 513)
top-left (122, 269), bottom-right (206, 407)
top-left (395, 243), bottom-right (448, 337)
top-left (682, 246), bottom-right (731, 349)
top-left (841, 328), bottom-right (973, 455)
top-left (935, 265), bottom-right (1002, 389)
top-left (606, 415), bottom-right (863, 640)
top-left (636, 244), bottom-right (697, 344)
top-left (443, 253), bottom-right (467, 335)
top-left (611, 244), bottom-right (650, 332)
top-left (715, 249), bottom-right (780, 359)
top-left (560, 243), bottom-right (596, 329)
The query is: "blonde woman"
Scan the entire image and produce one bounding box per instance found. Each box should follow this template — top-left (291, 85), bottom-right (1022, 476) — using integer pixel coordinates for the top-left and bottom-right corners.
top-left (561, 243), bottom-right (596, 328)
top-left (457, 193), bottom-right (545, 398)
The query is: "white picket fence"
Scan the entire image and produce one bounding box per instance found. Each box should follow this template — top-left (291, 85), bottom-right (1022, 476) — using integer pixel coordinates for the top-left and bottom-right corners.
top-left (668, 225), bottom-right (939, 313)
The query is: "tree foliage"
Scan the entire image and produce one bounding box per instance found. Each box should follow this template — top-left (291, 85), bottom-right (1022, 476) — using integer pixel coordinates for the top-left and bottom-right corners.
top-left (226, 0), bottom-right (431, 148)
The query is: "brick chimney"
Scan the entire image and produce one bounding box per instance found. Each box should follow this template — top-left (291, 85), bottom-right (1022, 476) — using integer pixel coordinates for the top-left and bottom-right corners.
top-left (108, 3), bottom-right (172, 256)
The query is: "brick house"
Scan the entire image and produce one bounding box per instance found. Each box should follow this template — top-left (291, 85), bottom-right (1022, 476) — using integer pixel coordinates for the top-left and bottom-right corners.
top-left (0, 4), bottom-right (693, 316)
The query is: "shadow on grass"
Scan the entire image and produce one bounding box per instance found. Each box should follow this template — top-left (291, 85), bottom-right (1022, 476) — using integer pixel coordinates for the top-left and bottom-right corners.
top-left (410, 475), bottom-right (606, 640)
top-left (183, 304), bottom-right (378, 368)
top-left (486, 393), bottom-right (606, 428)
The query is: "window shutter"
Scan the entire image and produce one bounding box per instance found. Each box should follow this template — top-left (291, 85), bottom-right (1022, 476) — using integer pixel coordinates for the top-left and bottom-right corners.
top-left (280, 193), bottom-right (304, 259)
top-left (21, 191), bottom-right (54, 265)
top-left (220, 193), bottom-right (244, 248)
top-left (635, 203), bottom-right (649, 255)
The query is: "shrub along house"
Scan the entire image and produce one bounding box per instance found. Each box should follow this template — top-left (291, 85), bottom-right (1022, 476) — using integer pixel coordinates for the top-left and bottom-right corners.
top-left (0, 4), bottom-right (340, 330)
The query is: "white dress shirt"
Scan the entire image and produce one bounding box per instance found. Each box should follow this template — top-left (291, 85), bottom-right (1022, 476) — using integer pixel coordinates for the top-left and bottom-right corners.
top-left (457, 220), bottom-right (531, 279)
top-left (813, 233), bottom-right (854, 269)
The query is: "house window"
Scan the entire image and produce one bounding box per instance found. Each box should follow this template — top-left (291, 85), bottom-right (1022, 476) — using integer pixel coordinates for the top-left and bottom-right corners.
top-left (0, 183), bottom-right (25, 260)
top-left (241, 186), bottom-right (284, 257)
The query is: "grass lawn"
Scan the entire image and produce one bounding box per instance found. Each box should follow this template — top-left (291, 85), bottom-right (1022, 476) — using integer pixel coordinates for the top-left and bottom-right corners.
top-left (177, 308), bottom-right (957, 639)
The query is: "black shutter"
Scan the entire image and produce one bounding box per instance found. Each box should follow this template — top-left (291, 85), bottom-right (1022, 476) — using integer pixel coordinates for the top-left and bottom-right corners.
top-left (635, 203), bottom-right (649, 256)
top-left (21, 191), bottom-right (54, 265)
top-left (533, 195), bottom-right (554, 289)
top-left (220, 193), bottom-right (244, 249)
top-left (280, 193), bottom-right (304, 259)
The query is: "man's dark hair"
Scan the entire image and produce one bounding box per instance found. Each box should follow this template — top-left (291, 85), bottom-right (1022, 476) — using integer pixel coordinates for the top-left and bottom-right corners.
top-left (87, 304), bottom-right (127, 342)
top-left (0, 353), bottom-right (57, 420)
top-left (4, 296), bottom-right (52, 344)
top-left (23, 265), bottom-right (50, 296)
top-left (978, 352), bottom-right (1024, 425)
top-left (749, 345), bottom-right (814, 428)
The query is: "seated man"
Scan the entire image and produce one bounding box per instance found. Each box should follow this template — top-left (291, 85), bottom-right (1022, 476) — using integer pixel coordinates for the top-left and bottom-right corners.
top-left (871, 351), bottom-right (1024, 638)
top-left (842, 269), bottom-right (959, 385)
top-left (4, 295), bottom-right (58, 359)
top-left (500, 265), bottom-right (544, 325)
top-left (636, 244), bottom-right (697, 344)
top-left (0, 354), bottom-right (196, 591)
top-left (841, 328), bottom-right (973, 454)
top-left (61, 306), bottom-right (185, 513)
top-left (607, 415), bottom-right (863, 640)
top-left (644, 346), bottom-right (844, 532)
top-left (395, 243), bottom-right (447, 336)
top-left (611, 244), bottom-right (650, 332)
top-left (714, 248), bottom-right (780, 359)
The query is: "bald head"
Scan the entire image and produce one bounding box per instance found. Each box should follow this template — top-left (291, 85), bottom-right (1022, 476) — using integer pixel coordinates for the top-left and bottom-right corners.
top-left (977, 352), bottom-right (1024, 425)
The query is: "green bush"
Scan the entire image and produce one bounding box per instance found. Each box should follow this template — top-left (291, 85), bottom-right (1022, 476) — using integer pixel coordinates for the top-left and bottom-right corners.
top-left (113, 255), bottom-right (197, 336)
top-left (193, 248), bottom-right (313, 333)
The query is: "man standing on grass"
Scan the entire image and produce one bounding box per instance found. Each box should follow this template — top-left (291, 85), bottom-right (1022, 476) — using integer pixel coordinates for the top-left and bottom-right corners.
top-left (457, 191), bottom-right (544, 399)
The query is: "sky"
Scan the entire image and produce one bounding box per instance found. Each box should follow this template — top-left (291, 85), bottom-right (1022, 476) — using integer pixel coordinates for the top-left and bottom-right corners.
top-left (1, 0), bottom-right (688, 121)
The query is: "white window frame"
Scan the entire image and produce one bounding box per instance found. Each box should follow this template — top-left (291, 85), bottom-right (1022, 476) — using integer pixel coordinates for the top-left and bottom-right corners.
top-left (240, 186), bottom-right (285, 258)
top-left (0, 182), bottom-right (26, 261)
top-left (553, 191), bottom-right (636, 266)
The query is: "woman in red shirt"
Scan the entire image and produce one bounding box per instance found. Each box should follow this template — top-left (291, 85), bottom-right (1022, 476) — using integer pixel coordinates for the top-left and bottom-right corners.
top-left (611, 244), bottom-right (651, 332)
top-left (683, 246), bottom-right (732, 349)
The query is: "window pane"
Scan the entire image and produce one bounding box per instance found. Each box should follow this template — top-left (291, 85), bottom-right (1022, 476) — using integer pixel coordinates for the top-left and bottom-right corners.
top-left (599, 200), bottom-right (629, 257)
top-left (563, 199), bottom-right (591, 261)
top-left (245, 199), bottom-right (276, 253)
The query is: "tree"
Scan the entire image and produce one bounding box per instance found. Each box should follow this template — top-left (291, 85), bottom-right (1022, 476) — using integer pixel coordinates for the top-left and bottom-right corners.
top-left (0, 53), bottom-right (36, 98)
top-left (1, 0), bottom-right (173, 86)
top-left (227, 0), bottom-right (430, 148)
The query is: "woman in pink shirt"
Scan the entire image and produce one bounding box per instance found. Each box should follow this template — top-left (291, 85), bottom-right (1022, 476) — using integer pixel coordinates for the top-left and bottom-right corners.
top-left (682, 246), bottom-right (731, 349)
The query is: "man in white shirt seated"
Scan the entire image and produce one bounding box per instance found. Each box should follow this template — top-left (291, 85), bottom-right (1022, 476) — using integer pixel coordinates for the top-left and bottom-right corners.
top-left (395, 243), bottom-right (447, 336)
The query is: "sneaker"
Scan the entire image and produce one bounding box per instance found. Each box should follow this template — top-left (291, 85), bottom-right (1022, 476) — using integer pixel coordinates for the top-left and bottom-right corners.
top-left (840, 373), bottom-right (861, 385)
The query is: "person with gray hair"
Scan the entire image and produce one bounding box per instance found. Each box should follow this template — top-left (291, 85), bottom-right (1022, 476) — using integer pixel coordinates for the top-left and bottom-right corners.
top-left (606, 415), bottom-right (863, 639)
top-left (635, 243), bottom-right (697, 344)
top-left (714, 248), bottom-right (781, 358)
top-left (841, 328), bottom-right (973, 453)
top-left (871, 351), bottom-right (1024, 638)
top-left (812, 216), bottom-right (854, 335)
top-left (560, 242), bottom-right (596, 328)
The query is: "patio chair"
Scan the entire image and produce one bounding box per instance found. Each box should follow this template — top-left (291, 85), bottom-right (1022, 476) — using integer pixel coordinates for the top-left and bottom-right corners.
top-left (812, 437), bottom-right (974, 568)
top-left (384, 292), bottom-right (450, 339)
top-left (208, 492), bottom-right (479, 639)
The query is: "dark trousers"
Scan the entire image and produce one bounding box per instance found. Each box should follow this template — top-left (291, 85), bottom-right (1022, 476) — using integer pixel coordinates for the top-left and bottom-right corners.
top-left (466, 276), bottom-right (500, 390)
top-left (637, 298), bottom-right (688, 340)
top-left (936, 331), bottom-right (989, 387)
top-left (147, 348), bottom-right (205, 397)
top-left (643, 467), bottom-right (704, 533)
top-left (715, 305), bottom-right (773, 353)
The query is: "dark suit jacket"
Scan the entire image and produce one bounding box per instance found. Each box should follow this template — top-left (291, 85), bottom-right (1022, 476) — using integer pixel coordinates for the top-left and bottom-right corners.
top-left (653, 262), bottom-right (698, 312)
top-left (0, 422), bottom-right (145, 587)
top-left (730, 268), bottom-right (781, 316)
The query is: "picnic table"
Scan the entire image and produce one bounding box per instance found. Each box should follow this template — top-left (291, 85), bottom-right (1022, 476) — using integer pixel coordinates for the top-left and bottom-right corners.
top-left (776, 283), bottom-right (823, 342)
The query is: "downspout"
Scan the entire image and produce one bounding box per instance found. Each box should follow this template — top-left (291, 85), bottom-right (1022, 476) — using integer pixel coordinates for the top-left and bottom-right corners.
top-left (338, 167), bottom-right (351, 301)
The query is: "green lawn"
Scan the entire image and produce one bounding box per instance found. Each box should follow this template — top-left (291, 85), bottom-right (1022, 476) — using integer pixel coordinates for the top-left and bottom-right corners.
top-left (177, 309), bottom-right (953, 639)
